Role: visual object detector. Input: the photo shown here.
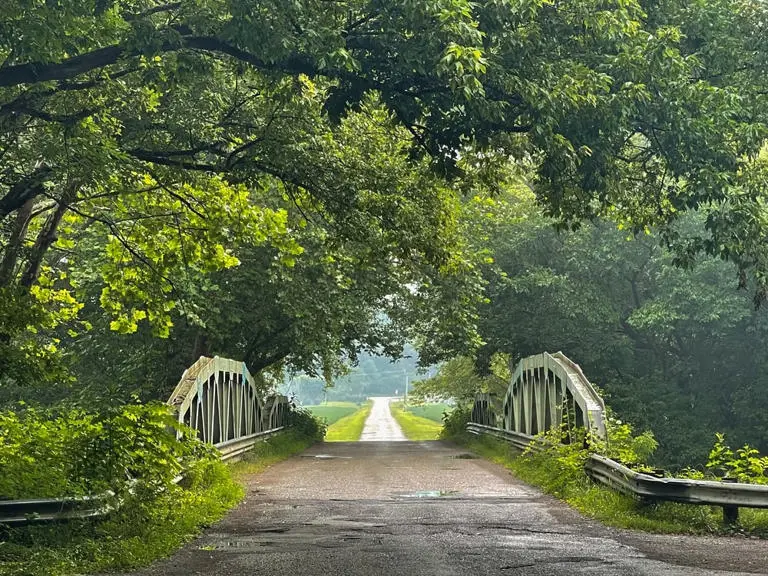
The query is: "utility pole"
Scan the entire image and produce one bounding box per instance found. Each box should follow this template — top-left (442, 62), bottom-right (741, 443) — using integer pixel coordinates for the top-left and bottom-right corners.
top-left (404, 370), bottom-right (409, 404)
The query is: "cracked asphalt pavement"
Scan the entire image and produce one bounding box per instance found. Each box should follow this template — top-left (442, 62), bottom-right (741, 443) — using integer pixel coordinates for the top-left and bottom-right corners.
top-left (123, 439), bottom-right (768, 576)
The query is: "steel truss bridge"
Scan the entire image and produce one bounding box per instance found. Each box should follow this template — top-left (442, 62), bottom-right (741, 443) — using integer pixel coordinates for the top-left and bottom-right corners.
top-left (469, 351), bottom-right (768, 524)
top-left (4, 351), bottom-right (768, 528)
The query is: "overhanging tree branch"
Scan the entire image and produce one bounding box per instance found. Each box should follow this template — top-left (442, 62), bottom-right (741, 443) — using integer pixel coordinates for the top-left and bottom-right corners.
top-left (0, 36), bottom-right (315, 89)
top-left (0, 166), bottom-right (54, 223)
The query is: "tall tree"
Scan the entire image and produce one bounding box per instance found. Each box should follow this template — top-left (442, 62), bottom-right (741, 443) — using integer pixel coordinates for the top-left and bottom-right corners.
top-left (3, 0), bottom-right (768, 398)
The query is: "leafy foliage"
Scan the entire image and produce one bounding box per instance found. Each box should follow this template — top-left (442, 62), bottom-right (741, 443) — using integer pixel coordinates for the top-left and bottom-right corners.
top-left (0, 402), bottom-right (213, 499)
top-left (0, 406), bottom-right (323, 576)
top-left (4, 0), bottom-right (768, 401)
top-left (440, 405), bottom-right (472, 440)
top-left (705, 433), bottom-right (768, 484)
top-left (493, 415), bottom-right (658, 498)
top-left (285, 406), bottom-right (326, 442)
top-left (597, 416), bottom-right (659, 468)
top-left (411, 353), bottom-right (510, 404)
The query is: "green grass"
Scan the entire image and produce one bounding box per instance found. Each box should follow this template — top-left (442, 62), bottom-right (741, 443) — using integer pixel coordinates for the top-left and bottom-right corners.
top-left (455, 433), bottom-right (768, 537)
top-left (304, 402), bottom-right (361, 426)
top-left (390, 401), bottom-right (443, 440)
top-left (403, 403), bottom-right (453, 423)
top-left (324, 402), bottom-right (372, 441)
top-left (0, 429), bottom-right (317, 576)
top-left (229, 428), bottom-right (320, 476)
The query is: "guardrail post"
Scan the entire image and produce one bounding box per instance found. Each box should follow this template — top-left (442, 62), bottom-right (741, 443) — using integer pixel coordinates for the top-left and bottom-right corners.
top-left (722, 505), bottom-right (739, 525)
top-left (721, 478), bottom-right (739, 525)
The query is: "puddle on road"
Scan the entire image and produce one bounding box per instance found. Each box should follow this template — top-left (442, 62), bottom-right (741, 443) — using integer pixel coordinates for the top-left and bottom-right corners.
top-left (399, 490), bottom-right (459, 498)
top-left (451, 453), bottom-right (478, 459)
top-left (300, 454), bottom-right (353, 459)
top-left (203, 541), bottom-right (273, 550)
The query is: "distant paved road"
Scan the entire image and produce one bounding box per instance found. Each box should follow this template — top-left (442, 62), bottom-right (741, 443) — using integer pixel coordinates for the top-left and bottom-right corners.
top-left (359, 397), bottom-right (405, 442)
top-left (124, 441), bottom-right (768, 576)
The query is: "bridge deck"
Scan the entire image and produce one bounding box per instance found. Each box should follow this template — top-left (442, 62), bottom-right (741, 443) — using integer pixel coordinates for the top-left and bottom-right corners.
top-left (121, 440), bottom-right (768, 575)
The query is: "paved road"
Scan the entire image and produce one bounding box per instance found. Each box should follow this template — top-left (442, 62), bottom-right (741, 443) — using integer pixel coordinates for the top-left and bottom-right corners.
top-left (125, 441), bottom-right (768, 576)
top-left (359, 397), bottom-right (405, 442)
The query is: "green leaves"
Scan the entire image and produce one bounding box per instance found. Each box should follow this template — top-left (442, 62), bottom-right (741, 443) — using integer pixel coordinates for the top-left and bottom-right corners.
top-left (706, 433), bottom-right (768, 484)
top-left (1, 0), bottom-right (768, 411)
top-left (0, 402), bottom-right (215, 499)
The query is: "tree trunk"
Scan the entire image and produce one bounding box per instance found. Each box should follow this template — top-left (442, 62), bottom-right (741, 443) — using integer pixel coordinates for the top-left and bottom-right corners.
top-left (192, 331), bottom-right (210, 360)
top-left (0, 197), bottom-right (35, 286)
top-left (19, 184), bottom-right (75, 288)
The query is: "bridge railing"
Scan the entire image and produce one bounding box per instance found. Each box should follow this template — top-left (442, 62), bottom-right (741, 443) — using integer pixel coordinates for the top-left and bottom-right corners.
top-left (506, 352), bottom-right (605, 438)
top-left (168, 355), bottom-right (289, 444)
top-left (1, 355), bottom-right (290, 526)
top-left (471, 352), bottom-right (606, 442)
top-left (467, 416), bottom-right (768, 524)
top-left (468, 351), bottom-right (768, 524)
top-left (466, 422), bottom-right (535, 451)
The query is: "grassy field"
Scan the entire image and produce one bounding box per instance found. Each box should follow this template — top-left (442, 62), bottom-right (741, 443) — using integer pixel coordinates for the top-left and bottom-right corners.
top-left (403, 403), bottom-right (452, 423)
top-left (324, 402), bottom-right (372, 441)
top-left (305, 402), bottom-right (361, 425)
top-left (456, 433), bottom-right (768, 537)
top-left (390, 401), bottom-right (443, 440)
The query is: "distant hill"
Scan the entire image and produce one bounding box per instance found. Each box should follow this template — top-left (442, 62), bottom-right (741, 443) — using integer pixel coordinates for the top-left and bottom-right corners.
top-left (281, 345), bottom-right (436, 404)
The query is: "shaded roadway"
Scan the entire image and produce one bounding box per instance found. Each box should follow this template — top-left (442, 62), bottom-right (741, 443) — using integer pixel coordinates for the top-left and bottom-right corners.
top-left (124, 440), bottom-right (768, 576)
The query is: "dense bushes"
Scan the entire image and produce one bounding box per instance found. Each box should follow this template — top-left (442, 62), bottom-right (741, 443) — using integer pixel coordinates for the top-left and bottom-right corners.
top-left (0, 403), bottom-right (217, 499)
top-left (511, 418), bottom-right (657, 498)
top-left (440, 405), bottom-right (471, 440)
top-left (0, 403), bottom-right (324, 576)
top-left (0, 403), bottom-right (241, 576)
top-left (1, 408), bottom-right (100, 498)
top-left (286, 406), bottom-right (327, 441)
top-left (0, 403), bottom-right (329, 503)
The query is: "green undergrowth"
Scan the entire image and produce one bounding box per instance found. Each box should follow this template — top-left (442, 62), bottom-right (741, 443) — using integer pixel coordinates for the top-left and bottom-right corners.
top-left (455, 433), bottom-right (768, 538)
top-left (304, 402), bottom-right (361, 426)
top-left (324, 401), bottom-right (372, 441)
top-left (0, 409), bottom-right (324, 576)
top-left (390, 402), bottom-right (443, 440)
top-left (230, 427), bottom-right (321, 477)
top-left (0, 403), bottom-right (213, 499)
top-left (0, 459), bottom-right (243, 576)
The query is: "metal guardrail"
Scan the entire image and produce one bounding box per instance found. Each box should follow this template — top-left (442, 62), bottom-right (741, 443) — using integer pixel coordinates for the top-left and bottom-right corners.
top-left (467, 423), bottom-right (768, 523)
top-left (0, 426), bottom-right (286, 526)
top-left (216, 427), bottom-right (284, 462)
top-left (0, 493), bottom-right (114, 525)
top-left (585, 454), bottom-right (768, 523)
top-left (466, 422), bottom-right (535, 451)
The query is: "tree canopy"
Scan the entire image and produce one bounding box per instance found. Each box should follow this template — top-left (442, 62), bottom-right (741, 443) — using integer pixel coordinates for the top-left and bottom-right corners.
top-left (3, 0), bottom-right (768, 410)
top-left (416, 184), bottom-right (768, 467)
